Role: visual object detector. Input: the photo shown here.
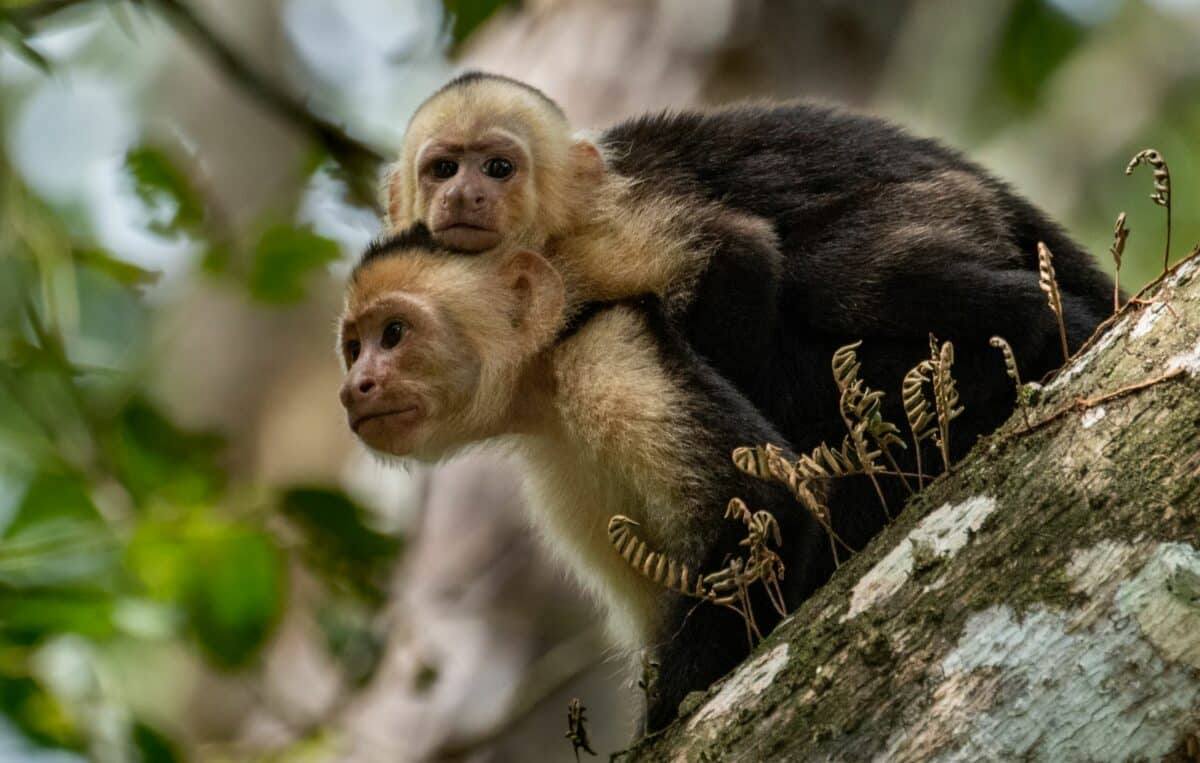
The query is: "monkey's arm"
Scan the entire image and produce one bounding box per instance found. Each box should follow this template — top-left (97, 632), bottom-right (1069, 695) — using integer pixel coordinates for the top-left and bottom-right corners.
top-left (554, 299), bottom-right (827, 732)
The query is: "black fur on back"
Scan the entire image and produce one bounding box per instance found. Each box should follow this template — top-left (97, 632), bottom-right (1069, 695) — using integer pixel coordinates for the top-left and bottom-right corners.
top-left (601, 101), bottom-right (1113, 487)
top-left (593, 103), bottom-right (1116, 728)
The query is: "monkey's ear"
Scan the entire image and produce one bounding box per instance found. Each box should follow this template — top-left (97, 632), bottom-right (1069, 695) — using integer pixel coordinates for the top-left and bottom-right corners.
top-left (382, 161), bottom-right (407, 229)
top-left (569, 139), bottom-right (605, 184)
top-left (500, 249), bottom-right (566, 347)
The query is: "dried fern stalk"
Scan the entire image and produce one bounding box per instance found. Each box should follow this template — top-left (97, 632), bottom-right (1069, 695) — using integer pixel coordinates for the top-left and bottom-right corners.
top-left (732, 444), bottom-right (853, 565)
top-left (722, 498), bottom-right (787, 617)
top-left (607, 516), bottom-right (713, 599)
top-left (831, 341), bottom-right (910, 497)
top-left (932, 340), bottom-right (964, 473)
top-left (1110, 212), bottom-right (1129, 314)
top-left (901, 359), bottom-right (936, 487)
top-left (1126, 148), bottom-right (1171, 274)
top-left (989, 336), bottom-right (1030, 427)
top-left (1037, 242), bottom-right (1070, 362)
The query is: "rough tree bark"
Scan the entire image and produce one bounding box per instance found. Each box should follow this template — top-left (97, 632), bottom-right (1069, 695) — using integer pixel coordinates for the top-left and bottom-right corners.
top-left (619, 251), bottom-right (1200, 762)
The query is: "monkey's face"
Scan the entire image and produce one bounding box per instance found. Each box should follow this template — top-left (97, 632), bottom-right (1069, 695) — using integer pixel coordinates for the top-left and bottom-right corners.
top-left (388, 79), bottom-right (604, 250)
top-left (339, 246), bottom-right (565, 460)
top-left (413, 129), bottom-right (534, 252)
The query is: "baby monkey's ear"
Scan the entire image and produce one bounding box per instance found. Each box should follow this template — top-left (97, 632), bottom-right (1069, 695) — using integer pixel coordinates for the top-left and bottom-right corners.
top-left (569, 138), bottom-right (605, 185)
top-left (500, 249), bottom-right (566, 348)
top-left (382, 160), bottom-right (409, 230)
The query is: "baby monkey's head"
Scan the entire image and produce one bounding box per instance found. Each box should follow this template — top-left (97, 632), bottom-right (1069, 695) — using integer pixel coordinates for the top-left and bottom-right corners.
top-left (338, 224), bottom-right (565, 461)
top-left (386, 72), bottom-right (604, 252)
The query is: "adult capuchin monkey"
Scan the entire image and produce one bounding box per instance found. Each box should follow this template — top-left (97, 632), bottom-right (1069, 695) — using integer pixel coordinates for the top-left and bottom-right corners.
top-left (338, 226), bottom-right (829, 733)
top-left (384, 72), bottom-right (1114, 499)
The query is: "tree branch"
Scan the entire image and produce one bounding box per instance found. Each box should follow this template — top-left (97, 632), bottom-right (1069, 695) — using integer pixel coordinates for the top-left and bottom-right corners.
top-left (4, 0), bottom-right (386, 208)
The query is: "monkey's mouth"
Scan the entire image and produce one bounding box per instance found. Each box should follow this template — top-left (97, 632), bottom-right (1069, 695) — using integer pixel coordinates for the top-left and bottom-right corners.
top-left (350, 406), bottom-right (422, 434)
top-left (433, 223), bottom-right (502, 252)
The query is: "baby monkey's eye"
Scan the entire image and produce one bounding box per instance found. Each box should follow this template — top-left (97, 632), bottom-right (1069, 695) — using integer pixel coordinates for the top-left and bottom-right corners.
top-left (381, 320), bottom-right (406, 350)
top-left (482, 157), bottom-right (514, 179)
top-left (345, 339), bottom-right (361, 363)
top-left (432, 159), bottom-right (458, 179)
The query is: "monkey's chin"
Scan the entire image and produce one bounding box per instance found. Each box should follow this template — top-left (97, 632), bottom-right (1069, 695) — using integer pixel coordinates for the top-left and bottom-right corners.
top-left (433, 225), bottom-right (502, 252)
top-left (352, 409), bottom-right (425, 456)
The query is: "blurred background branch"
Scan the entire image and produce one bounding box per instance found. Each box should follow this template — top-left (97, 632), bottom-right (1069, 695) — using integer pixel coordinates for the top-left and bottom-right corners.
top-left (3, 0), bottom-right (386, 208)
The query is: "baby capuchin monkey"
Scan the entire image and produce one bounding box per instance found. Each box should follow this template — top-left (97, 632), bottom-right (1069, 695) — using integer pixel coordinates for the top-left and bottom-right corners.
top-left (386, 73), bottom-right (783, 396)
top-left (338, 226), bottom-right (828, 733)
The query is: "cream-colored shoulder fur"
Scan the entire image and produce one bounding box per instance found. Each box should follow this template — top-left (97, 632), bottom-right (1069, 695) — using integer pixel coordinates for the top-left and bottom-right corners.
top-left (514, 306), bottom-right (696, 650)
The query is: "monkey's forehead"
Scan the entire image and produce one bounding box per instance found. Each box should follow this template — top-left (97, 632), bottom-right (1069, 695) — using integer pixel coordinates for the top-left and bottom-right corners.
top-left (347, 250), bottom-right (486, 310)
top-left (347, 256), bottom-right (437, 308)
top-left (407, 81), bottom-right (569, 143)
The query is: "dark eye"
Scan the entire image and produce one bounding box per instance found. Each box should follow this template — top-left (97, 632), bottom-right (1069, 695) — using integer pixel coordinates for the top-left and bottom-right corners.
top-left (482, 158), bottom-right (514, 179)
top-left (345, 339), bottom-right (361, 363)
top-left (432, 159), bottom-right (458, 179)
top-left (381, 320), bottom-right (405, 350)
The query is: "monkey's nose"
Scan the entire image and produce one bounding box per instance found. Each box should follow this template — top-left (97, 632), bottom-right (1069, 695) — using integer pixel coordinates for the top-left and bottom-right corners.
top-left (340, 376), bottom-right (377, 407)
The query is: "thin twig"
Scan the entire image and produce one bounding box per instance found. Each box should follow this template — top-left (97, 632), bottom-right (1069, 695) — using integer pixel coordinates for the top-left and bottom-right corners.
top-left (1015, 368), bottom-right (1185, 436)
top-left (1126, 149), bottom-right (1171, 274)
top-left (8, 0), bottom-right (386, 208)
top-left (1044, 244), bottom-right (1200, 385)
top-left (434, 627), bottom-right (608, 759)
top-left (1109, 212), bottom-right (1129, 314)
top-left (150, 0), bottom-right (383, 178)
top-left (1037, 242), bottom-right (1070, 362)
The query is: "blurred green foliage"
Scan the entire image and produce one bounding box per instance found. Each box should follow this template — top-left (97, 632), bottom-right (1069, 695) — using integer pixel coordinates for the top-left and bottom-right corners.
top-left (249, 225), bottom-right (341, 304)
top-left (1, 126), bottom-right (400, 762)
top-left (989, 0), bottom-right (1085, 119)
top-left (444, 0), bottom-right (516, 45)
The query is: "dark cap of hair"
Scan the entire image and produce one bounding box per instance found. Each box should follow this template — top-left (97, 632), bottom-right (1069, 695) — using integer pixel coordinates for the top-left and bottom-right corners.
top-left (358, 222), bottom-right (441, 268)
top-left (418, 70), bottom-right (566, 120)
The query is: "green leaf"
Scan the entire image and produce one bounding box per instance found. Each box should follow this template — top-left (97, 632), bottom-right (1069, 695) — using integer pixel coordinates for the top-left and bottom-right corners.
top-left (444, 0), bottom-right (514, 44)
top-left (186, 526), bottom-right (284, 667)
top-left (124, 146), bottom-right (205, 236)
top-left (3, 473), bottom-right (101, 539)
top-left (279, 487), bottom-right (402, 604)
top-left (71, 248), bottom-right (161, 288)
top-left (125, 524), bottom-right (192, 603)
top-left (248, 225), bottom-right (340, 304)
top-left (990, 0), bottom-right (1084, 113)
top-left (104, 397), bottom-right (226, 509)
top-left (0, 589), bottom-right (116, 644)
top-left (131, 720), bottom-right (182, 763)
top-left (0, 673), bottom-right (83, 751)
top-left (127, 520), bottom-right (284, 667)
top-left (200, 242), bottom-right (232, 276)
top-left (0, 518), bottom-right (119, 589)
